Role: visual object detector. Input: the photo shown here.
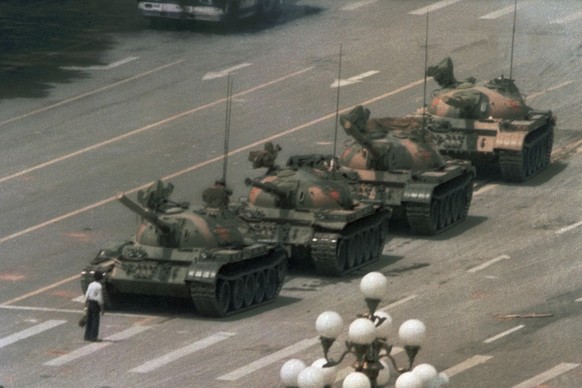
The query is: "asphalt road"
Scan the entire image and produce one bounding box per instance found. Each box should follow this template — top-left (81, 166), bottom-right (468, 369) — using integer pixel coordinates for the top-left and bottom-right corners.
top-left (0, 0), bottom-right (581, 387)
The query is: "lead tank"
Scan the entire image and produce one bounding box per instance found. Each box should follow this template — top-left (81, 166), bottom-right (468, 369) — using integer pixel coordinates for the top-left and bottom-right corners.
top-left (80, 180), bottom-right (287, 317)
top-left (237, 143), bottom-right (392, 276)
top-left (423, 57), bottom-right (556, 181)
top-left (338, 105), bottom-right (475, 235)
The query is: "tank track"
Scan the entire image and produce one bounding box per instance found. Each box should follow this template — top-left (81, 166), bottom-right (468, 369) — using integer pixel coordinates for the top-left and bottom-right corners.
top-left (405, 172), bottom-right (474, 235)
top-left (499, 123), bottom-right (554, 182)
top-left (189, 249), bottom-right (287, 317)
top-left (310, 213), bottom-right (389, 276)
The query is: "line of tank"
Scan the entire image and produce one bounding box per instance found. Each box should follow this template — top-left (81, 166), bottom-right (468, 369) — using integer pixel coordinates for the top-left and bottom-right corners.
top-left (80, 57), bottom-right (555, 317)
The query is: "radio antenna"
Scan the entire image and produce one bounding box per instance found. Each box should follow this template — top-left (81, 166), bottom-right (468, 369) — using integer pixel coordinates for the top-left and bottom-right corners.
top-left (222, 73), bottom-right (233, 185)
top-left (332, 44), bottom-right (343, 170)
top-left (509, 0), bottom-right (517, 79)
top-left (421, 10), bottom-right (429, 141)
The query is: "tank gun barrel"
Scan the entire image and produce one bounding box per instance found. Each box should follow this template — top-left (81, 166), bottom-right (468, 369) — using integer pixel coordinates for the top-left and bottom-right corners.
top-left (244, 178), bottom-right (288, 199)
top-left (116, 192), bottom-right (173, 234)
top-left (340, 108), bottom-right (383, 159)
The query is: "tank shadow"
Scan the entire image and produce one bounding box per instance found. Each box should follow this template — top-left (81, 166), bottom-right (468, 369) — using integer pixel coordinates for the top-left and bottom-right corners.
top-left (388, 215), bottom-right (488, 241)
top-left (474, 160), bottom-right (567, 187)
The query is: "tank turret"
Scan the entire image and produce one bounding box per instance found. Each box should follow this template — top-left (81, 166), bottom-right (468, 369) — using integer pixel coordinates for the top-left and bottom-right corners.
top-left (420, 57), bottom-right (556, 182)
top-left (81, 180), bottom-right (288, 317)
top-left (338, 105), bottom-right (475, 236)
top-left (340, 105), bottom-right (446, 172)
top-left (238, 143), bottom-right (391, 276)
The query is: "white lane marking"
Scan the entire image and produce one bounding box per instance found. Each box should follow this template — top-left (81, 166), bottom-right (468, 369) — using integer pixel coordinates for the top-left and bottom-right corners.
top-left (550, 10), bottom-right (582, 24)
top-left (467, 255), bottom-right (510, 273)
top-left (473, 183), bottom-right (497, 196)
top-left (331, 70), bottom-right (380, 88)
top-left (0, 59), bottom-right (185, 129)
top-left (0, 320), bottom-right (66, 349)
top-left (483, 324), bottom-right (525, 344)
top-left (0, 304), bottom-right (154, 318)
top-left (511, 363), bottom-right (580, 388)
top-left (61, 56), bottom-right (139, 71)
top-left (72, 295), bottom-right (85, 303)
top-left (130, 331), bottom-right (236, 373)
top-left (334, 347), bottom-right (403, 382)
top-left (217, 337), bottom-right (320, 381)
top-left (0, 76), bottom-right (424, 247)
top-left (202, 63), bottom-right (252, 80)
top-left (442, 355), bottom-right (492, 377)
top-left (526, 80), bottom-right (574, 102)
top-left (341, 0), bottom-right (377, 11)
top-left (45, 325), bottom-right (151, 366)
top-left (556, 220), bottom-right (582, 235)
top-left (480, 5), bottom-right (518, 20)
top-left (408, 0), bottom-right (463, 15)
top-left (219, 296), bottom-right (416, 383)
top-left (576, 297), bottom-right (582, 302)
top-left (0, 66), bottom-right (313, 187)
top-left (377, 295), bottom-right (418, 313)
top-left (1, 274), bottom-right (79, 306)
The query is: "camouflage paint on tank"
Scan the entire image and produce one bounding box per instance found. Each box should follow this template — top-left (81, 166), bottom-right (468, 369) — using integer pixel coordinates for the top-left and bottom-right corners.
top-left (423, 57), bottom-right (556, 181)
top-left (80, 180), bottom-right (288, 317)
top-left (338, 105), bottom-right (475, 235)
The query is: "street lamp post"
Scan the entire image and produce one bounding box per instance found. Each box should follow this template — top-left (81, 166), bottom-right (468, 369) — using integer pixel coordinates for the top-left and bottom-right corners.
top-left (280, 272), bottom-right (448, 388)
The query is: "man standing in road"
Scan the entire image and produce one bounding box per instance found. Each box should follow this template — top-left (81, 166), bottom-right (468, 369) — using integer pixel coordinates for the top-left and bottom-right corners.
top-left (84, 271), bottom-right (104, 342)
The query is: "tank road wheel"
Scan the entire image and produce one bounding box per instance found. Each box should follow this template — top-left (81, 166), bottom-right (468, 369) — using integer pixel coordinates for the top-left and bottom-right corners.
top-left (230, 278), bottom-right (244, 312)
top-left (346, 238), bottom-right (357, 270)
top-left (361, 230), bottom-right (373, 263)
top-left (264, 268), bottom-right (278, 300)
top-left (254, 271), bottom-right (266, 304)
top-left (277, 258), bottom-right (287, 284)
top-left (369, 227), bottom-right (381, 261)
top-left (242, 275), bottom-right (255, 307)
top-left (215, 280), bottom-right (231, 316)
top-left (350, 234), bottom-right (362, 266)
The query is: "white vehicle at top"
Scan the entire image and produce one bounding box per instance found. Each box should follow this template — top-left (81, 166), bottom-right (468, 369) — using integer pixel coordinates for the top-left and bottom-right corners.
top-left (137, 0), bottom-right (294, 24)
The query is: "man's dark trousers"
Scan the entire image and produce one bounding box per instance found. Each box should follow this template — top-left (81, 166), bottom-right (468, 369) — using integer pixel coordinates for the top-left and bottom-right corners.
top-left (84, 300), bottom-right (101, 341)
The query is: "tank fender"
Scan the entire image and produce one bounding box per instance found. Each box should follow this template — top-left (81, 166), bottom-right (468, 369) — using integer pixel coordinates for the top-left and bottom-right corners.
top-left (495, 131), bottom-right (528, 152)
top-left (186, 260), bottom-right (223, 284)
top-left (402, 182), bottom-right (435, 204)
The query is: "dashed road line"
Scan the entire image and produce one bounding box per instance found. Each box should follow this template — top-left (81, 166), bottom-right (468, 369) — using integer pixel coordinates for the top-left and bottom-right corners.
top-left (483, 325), bottom-right (525, 344)
top-left (479, 5), bottom-right (516, 20)
top-left (526, 80), bottom-right (574, 102)
top-left (550, 10), bottom-right (582, 24)
top-left (45, 325), bottom-right (151, 366)
top-left (61, 56), bottom-right (139, 71)
top-left (556, 220), bottom-right (582, 235)
top-left (467, 255), bottom-right (510, 273)
top-left (341, 0), bottom-right (378, 12)
top-left (0, 304), bottom-right (154, 318)
top-left (130, 331), bottom-right (236, 373)
top-left (377, 295), bottom-right (417, 313)
top-left (442, 355), bottom-right (493, 377)
top-left (0, 320), bottom-right (66, 349)
top-left (331, 70), bottom-right (379, 88)
top-left (202, 63), bottom-right (252, 80)
top-left (511, 363), bottom-right (580, 388)
top-left (408, 0), bottom-right (463, 15)
top-left (217, 337), bottom-right (319, 381)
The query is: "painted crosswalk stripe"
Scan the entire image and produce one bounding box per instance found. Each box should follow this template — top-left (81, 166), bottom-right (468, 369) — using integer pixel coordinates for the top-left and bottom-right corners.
top-left (217, 337), bottom-right (320, 381)
top-left (0, 320), bottom-right (66, 349)
top-left (484, 325), bottom-right (524, 343)
top-left (409, 0), bottom-right (463, 15)
top-left (342, 0), bottom-right (378, 11)
top-left (467, 255), bottom-right (510, 273)
top-left (442, 355), bottom-right (492, 377)
top-left (511, 363), bottom-right (580, 388)
top-left (45, 325), bottom-right (151, 366)
top-left (480, 5), bottom-right (516, 20)
top-left (131, 331), bottom-right (236, 373)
